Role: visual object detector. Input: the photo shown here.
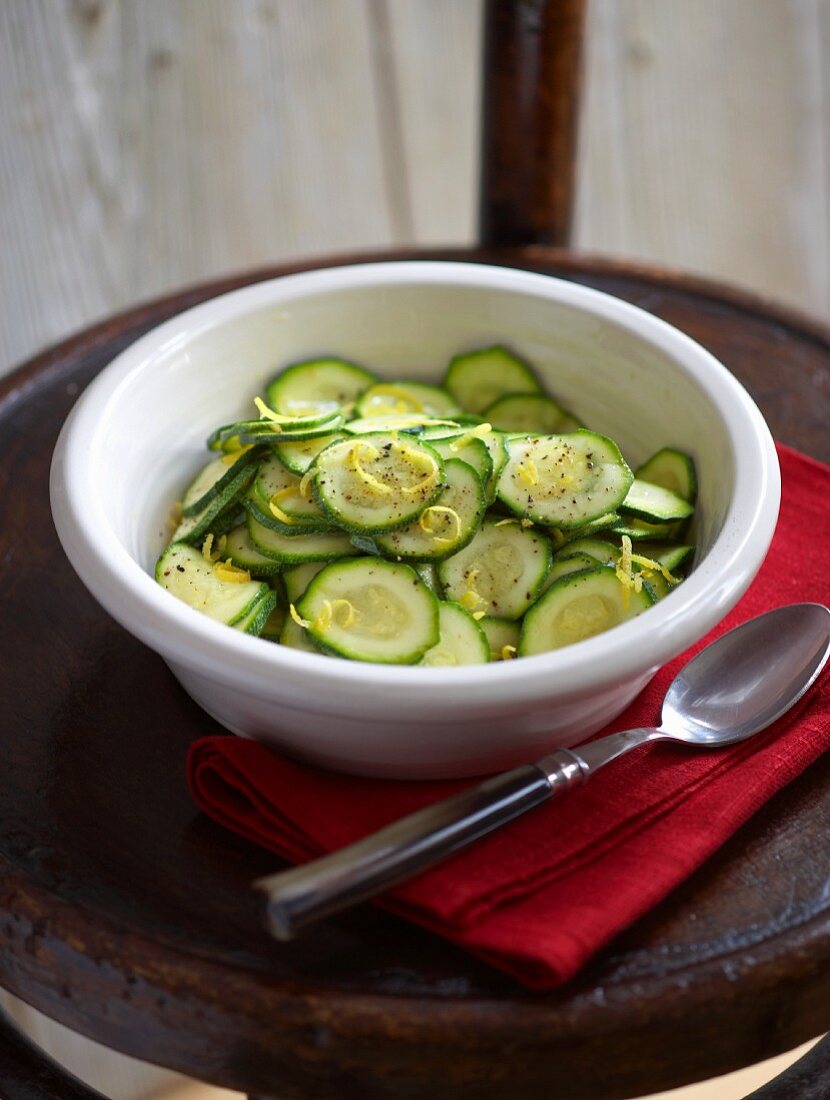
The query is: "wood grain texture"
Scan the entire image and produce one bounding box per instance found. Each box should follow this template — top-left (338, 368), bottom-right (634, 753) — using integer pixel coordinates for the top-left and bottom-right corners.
top-left (0, 249), bottom-right (829, 1100)
top-left (1, 1), bottom-right (829, 377)
top-left (576, 0), bottom-right (830, 317)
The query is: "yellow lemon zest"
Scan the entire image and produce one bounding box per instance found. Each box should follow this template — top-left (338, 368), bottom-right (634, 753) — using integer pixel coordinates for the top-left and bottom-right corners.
top-left (630, 552), bottom-right (681, 586)
top-left (347, 441), bottom-right (393, 496)
top-left (494, 518), bottom-right (519, 527)
top-left (517, 458), bottom-right (539, 486)
top-left (449, 423), bottom-right (492, 450)
top-left (331, 599), bottom-right (359, 629)
top-left (313, 600), bottom-right (333, 632)
top-left (391, 442), bottom-right (439, 497)
top-left (298, 468), bottom-right (316, 499)
top-left (615, 536), bottom-right (638, 608)
top-left (362, 384), bottom-right (424, 416)
top-left (221, 442), bottom-right (253, 466)
top-left (459, 568), bottom-right (488, 616)
top-left (214, 559), bottom-right (251, 584)
top-left (268, 489), bottom-right (297, 525)
top-left (289, 603), bottom-right (311, 629)
top-left (521, 518), bottom-right (534, 528)
top-left (501, 644), bottom-right (518, 660)
top-left (200, 533), bottom-right (227, 563)
top-left (419, 505), bottom-right (462, 545)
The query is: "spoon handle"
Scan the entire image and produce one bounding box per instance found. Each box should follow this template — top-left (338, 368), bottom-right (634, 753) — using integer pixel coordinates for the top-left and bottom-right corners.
top-left (255, 731), bottom-right (656, 940)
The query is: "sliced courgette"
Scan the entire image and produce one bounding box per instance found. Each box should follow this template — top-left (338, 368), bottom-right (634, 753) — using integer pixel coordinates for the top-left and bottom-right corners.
top-left (479, 617), bottom-right (521, 661)
top-left (520, 566), bottom-right (654, 655)
top-left (265, 357), bottom-right (377, 417)
top-left (371, 458), bottom-right (486, 562)
top-left (444, 346), bottom-right (541, 414)
top-left (484, 393), bottom-right (583, 435)
top-left (295, 559), bottom-right (440, 664)
top-left (437, 517), bottom-right (552, 620)
top-left (498, 431), bottom-right (633, 529)
top-left (619, 478), bottom-right (694, 523)
top-left (247, 513), bottom-right (358, 564)
top-left (156, 542), bottom-right (271, 626)
top-left (419, 602), bottom-right (490, 666)
top-left (311, 433), bottom-right (445, 534)
top-left (355, 381), bottom-right (461, 420)
top-left (635, 447), bottom-right (697, 503)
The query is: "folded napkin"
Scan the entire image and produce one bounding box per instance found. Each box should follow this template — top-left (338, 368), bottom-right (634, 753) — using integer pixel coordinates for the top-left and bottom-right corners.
top-left (187, 444), bottom-right (830, 989)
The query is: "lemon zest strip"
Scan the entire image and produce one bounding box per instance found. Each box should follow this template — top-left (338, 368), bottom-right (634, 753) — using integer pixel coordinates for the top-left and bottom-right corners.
top-left (289, 603), bottom-right (311, 629)
top-left (362, 384), bottom-right (424, 416)
top-left (501, 645), bottom-right (518, 660)
top-left (449, 423), bottom-right (492, 450)
top-left (419, 505), bottom-right (462, 545)
top-left (459, 568), bottom-right (488, 615)
top-left (517, 459), bottom-right (539, 486)
top-left (391, 442), bottom-right (440, 498)
top-left (221, 442), bottom-right (254, 466)
top-left (347, 442), bottom-right (393, 497)
top-left (269, 490), bottom-right (297, 525)
top-left (214, 559), bottom-right (251, 584)
top-left (331, 599), bottom-right (359, 629)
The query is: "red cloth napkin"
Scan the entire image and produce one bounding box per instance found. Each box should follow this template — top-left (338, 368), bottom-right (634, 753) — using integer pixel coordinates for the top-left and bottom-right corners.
top-left (187, 444), bottom-right (830, 989)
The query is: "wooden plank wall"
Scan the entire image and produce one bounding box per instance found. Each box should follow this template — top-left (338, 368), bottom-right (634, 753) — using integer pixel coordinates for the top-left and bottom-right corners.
top-left (1, 0), bottom-right (828, 380)
top-left (0, 2), bottom-right (828, 1098)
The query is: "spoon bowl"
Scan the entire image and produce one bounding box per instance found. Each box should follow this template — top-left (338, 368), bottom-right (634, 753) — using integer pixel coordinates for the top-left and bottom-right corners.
top-left (660, 603), bottom-right (830, 746)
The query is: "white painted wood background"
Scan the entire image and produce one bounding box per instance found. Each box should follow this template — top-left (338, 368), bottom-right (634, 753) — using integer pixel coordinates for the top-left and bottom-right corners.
top-left (1, 1), bottom-right (828, 1097)
top-left (2, 0), bottom-right (829, 381)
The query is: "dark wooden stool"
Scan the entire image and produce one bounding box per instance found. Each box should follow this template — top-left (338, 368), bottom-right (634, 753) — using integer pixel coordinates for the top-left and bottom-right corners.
top-left (2, 3), bottom-right (829, 1098)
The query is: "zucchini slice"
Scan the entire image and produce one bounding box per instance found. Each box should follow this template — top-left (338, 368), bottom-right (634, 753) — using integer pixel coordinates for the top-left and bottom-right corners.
top-left (520, 566), bottom-right (654, 655)
top-left (371, 458), bottom-right (486, 562)
top-left (552, 537), bottom-right (618, 565)
top-left (246, 453), bottom-right (333, 534)
top-left (265, 357), bottom-right (377, 418)
top-left (280, 614), bottom-right (327, 653)
top-left (619, 478), bottom-right (694, 522)
top-left (609, 516), bottom-right (682, 542)
top-left (172, 464), bottom-right (257, 545)
top-left (437, 517), bottom-right (552, 621)
top-left (355, 381), bottom-right (461, 419)
top-left (484, 393), bottom-right (583, 435)
top-left (311, 433), bottom-right (445, 534)
top-left (498, 431), bottom-right (633, 529)
top-left (479, 617), bottom-right (521, 661)
top-left (419, 602), bottom-right (490, 666)
top-left (295, 559), bottom-right (440, 664)
top-left (247, 514), bottom-right (358, 564)
top-left (540, 552), bottom-right (599, 592)
top-left (274, 432), bottom-right (345, 475)
top-left (282, 561), bottom-right (327, 604)
top-left (636, 447), bottom-right (697, 503)
top-left (427, 435), bottom-right (494, 488)
top-left (156, 542), bottom-right (271, 627)
top-left (444, 346), bottom-right (541, 414)
top-left (181, 448), bottom-right (264, 517)
top-left (232, 588), bottom-right (278, 636)
top-left (223, 522), bottom-right (286, 578)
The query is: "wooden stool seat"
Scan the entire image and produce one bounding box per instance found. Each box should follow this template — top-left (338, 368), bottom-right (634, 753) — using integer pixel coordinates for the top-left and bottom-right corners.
top-left (1, 248), bottom-right (828, 1099)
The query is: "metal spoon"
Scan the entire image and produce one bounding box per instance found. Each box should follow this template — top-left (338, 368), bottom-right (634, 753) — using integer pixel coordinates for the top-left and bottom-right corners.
top-left (255, 603), bottom-right (830, 940)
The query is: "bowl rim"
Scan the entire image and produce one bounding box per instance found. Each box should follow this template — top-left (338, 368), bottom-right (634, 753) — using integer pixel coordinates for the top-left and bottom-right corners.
top-left (50, 260), bottom-right (781, 710)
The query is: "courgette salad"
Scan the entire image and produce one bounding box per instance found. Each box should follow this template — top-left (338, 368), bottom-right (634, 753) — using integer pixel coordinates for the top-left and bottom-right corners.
top-left (156, 348), bottom-right (697, 665)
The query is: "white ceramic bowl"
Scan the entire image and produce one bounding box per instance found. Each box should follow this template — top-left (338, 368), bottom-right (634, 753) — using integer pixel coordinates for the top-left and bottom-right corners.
top-left (50, 262), bottom-right (780, 778)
